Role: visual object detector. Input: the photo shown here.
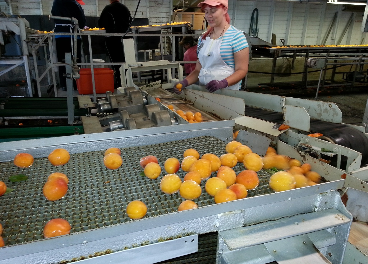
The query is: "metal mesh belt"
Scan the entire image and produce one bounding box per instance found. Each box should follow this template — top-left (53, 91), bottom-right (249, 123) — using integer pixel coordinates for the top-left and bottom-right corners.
top-left (0, 136), bottom-right (275, 247)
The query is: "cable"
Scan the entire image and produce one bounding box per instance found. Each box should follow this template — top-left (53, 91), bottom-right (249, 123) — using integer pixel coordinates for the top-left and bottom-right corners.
top-left (249, 8), bottom-right (259, 37)
top-left (122, 0), bottom-right (141, 38)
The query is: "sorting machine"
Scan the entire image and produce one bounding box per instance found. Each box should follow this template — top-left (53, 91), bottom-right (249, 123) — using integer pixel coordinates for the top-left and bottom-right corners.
top-left (1, 82), bottom-right (368, 263)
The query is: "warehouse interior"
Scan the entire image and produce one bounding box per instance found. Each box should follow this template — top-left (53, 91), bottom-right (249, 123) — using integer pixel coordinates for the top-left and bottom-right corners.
top-left (1, 0), bottom-right (368, 263)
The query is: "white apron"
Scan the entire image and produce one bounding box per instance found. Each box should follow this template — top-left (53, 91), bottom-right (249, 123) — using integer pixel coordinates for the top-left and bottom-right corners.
top-left (198, 36), bottom-right (240, 90)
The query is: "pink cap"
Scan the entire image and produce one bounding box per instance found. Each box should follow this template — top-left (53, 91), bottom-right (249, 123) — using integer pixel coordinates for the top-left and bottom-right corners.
top-left (198, 0), bottom-right (228, 8)
top-left (76, 0), bottom-right (85, 5)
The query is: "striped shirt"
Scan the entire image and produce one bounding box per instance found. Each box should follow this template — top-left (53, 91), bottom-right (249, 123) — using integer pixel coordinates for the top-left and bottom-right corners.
top-left (198, 25), bottom-right (248, 68)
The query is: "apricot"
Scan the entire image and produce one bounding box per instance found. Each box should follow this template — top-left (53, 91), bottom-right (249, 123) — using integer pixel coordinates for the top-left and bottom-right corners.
top-left (126, 200), bottom-right (147, 219)
top-left (301, 163), bottom-right (312, 174)
top-left (183, 148), bottom-right (200, 159)
top-left (289, 159), bottom-right (301, 167)
top-left (205, 177), bottom-right (227, 196)
top-left (167, 105), bottom-right (174, 110)
top-left (243, 153), bottom-right (263, 172)
top-left (144, 162), bottom-right (161, 179)
top-left (201, 153), bottom-right (221, 172)
top-left (236, 170), bottom-right (259, 190)
top-left (186, 111), bottom-right (194, 121)
top-left (180, 180), bottom-right (202, 200)
top-left (183, 171), bottom-right (202, 184)
top-left (273, 155), bottom-right (290, 170)
top-left (269, 171), bottom-right (296, 192)
top-left (164, 157), bottom-right (180, 174)
top-left (233, 130), bottom-right (239, 140)
top-left (233, 145), bottom-right (252, 163)
top-left (47, 172), bottom-right (69, 184)
top-left (194, 112), bottom-right (203, 122)
top-left (189, 159), bottom-right (212, 179)
top-left (216, 166), bottom-right (236, 187)
top-left (0, 181), bottom-right (6, 197)
top-left (0, 237), bottom-right (4, 247)
top-left (176, 83), bottom-right (183, 90)
top-left (220, 153), bottom-right (238, 168)
top-left (266, 147), bottom-right (277, 155)
top-left (181, 156), bottom-right (198, 172)
top-left (305, 171), bottom-right (321, 183)
top-left (48, 148), bottom-right (70, 166)
top-left (0, 223), bottom-right (3, 235)
top-left (104, 153), bottom-right (123, 170)
top-left (293, 174), bottom-right (309, 188)
top-left (308, 180), bottom-right (317, 186)
top-left (160, 174), bottom-right (182, 194)
top-left (288, 166), bottom-right (304, 175)
top-left (140, 155), bottom-right (158, 168)
top-left (178, 200), bottom-right (198, 211)
top-left (225, 141), bottom-right (242, 153)
top-left (43, 218), bottom-right (71, 238)
top-left (13, 153), bottom-right (34, 168)
top-left (43, 178), bottom-right (68, 201)
top-left (104, 148), bottom-right (121, 156)
top-left (214, 189), bottom-right (237, 204)
top-left (229, 183), bottom-right (248, 199)
top-left (262, 155), bottom-right (277, 170)
top-left (176, 109), bottom-right (184, 116)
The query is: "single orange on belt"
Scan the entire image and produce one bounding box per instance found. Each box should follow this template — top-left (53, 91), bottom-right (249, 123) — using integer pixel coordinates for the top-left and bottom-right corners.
top-left (160, 174), bottom-right (182, 194)
top-left (47, 172), bottom-right (69, 184)
top-left (104, 147), bottom-right (121, 156)
top-left (0, 237), bottom-right (4, 247)
top-left (104, 153), bottom-right (123, 170)
top-left (126, 200), bottom-right (147, 219)
top-left (178, 200), bottom-right (198, 211)
top-left (0, 223), bottom-right (3, 235)
top-left (48, 148), bottom-right (70, 166)
top-left (43, 178), bottom-right (68, 201)
top-left (0, 181), bottom-right (6, 197)
top-left (43, 218), bottom-right (71, 238)
top-left (14, 153), bottom-right (34, 168)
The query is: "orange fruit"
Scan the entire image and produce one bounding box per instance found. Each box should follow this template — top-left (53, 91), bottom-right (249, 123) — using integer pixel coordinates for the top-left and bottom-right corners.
top-left (194, 112), bottom-right (203, 122)
top-left (43, 178), bottom-right (68, 201)
top-left (176, 109), bottom-right (184, 116)
top-left (201, 153), bottom-right (221, 172)
top-left (47, 172), bottom-right (69, 184)
top-left (0, 181), bottom-right (6, 197)
top-left (164, 157), bottom-right (180, 174)
top-left (181, 156), bottom-right (198, 172)
top-left (0, 223), bottom-right (3, 235)
top-left (205, 177), bottom-right (227, 196)
top-left (48, 148), bottom-right (70, 166)
top-left (273, 155), bottom-right (290, 170)
top-left (220, 153), bottom-right (238, 168)
top-left (214, 189), bottom-right (237, 204)
top-left (262, 155), bottom-right (277, 169)
top-left (179, 180), bottom-right (202, 200)
top-left (167, 105), bottom-right (174, 110)
top-left (189, 159), bottom-right (212, 179)
top-left (216, 166), bottom-right (236, 187)
top-left (288, 166), bottom-right (304, 175)
top-left (266, 147), bottom-right (277, 155)
top-left (301, 163), bottom-right (312, 174)
top-left (104, 148), bottom-right (121, 156)
top-left (229, 183), bottom-right (248, 199)
top-left (126, 200), bottom-right (147, 219)
top-left (13, 153), bottom-right (34, 168)
top-left (104, 153), bottom-right (123, 170)
top-left (186, 111), bottom-right (194, 121)
top-left (140, 155), bottom-right (158, 168)
top-left (225, 141), bottom-right (242, 153)
top-left (243, 153), bottom-right (263, 172)
top-left (233, 145), bottom-right (252, 162)
top-left (305, 171), bottom-right (321, 183)
top-left (269, 171), bottom-right (296, 192)
top-left (289, 159), bottom-right (301, 167)
top-left (0, 237), bottom-right (4, 247)
top-left (183, 171), bottom-right (202, 184)
top-left (183, 149), bottom-right (200, 159)
top-left (236, 170), bottom-right (259, 190)
top-left (176, 83), bottom-right (183, 90)
top-left (178, 200), bottom-right (198, 211)
top-left (293, 174), bottom-right (309, 188)
top-left (308, 180), bottom-right (317, 186)
top-left (160, 174), bottom-right (182, 194)
top-left (43, 218), bottom-right (71, 238)
top-left (144, 162), bottom-right (161, 179)
top-left (233, 130), bottom-right (239, 140)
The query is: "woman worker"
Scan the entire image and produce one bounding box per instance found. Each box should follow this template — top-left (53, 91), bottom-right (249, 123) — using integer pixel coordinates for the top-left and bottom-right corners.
top-left (172, 0), bottom-right (249, 93)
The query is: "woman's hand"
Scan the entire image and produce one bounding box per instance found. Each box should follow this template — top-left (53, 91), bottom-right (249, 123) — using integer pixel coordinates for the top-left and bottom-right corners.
top-left (169, 79), bottom-right (188, 94)
top-left (206, 79), bottom-right (228, 92)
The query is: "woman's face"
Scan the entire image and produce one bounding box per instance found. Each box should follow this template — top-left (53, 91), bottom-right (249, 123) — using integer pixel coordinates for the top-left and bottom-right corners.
top-left (203, 5), bottom-right (227, 28)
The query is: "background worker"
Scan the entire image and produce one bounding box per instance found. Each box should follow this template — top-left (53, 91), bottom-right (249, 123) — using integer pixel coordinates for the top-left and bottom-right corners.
top-left (180, 36), bottom-right (198, 75)
top-left (51, 0), bottom-right (86, 91)
top-left (99, 0), bottom-right (132, 89)
top-left (172, 0), bottom-right (249, 93)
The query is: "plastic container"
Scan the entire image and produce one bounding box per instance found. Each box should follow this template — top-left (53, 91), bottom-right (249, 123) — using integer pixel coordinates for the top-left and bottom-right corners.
top-left (77, 68), bottom-right (114, 94)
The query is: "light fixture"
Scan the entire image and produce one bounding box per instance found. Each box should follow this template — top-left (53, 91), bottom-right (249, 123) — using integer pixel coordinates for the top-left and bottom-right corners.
top-left (328, 0), bottom-right (366, 5)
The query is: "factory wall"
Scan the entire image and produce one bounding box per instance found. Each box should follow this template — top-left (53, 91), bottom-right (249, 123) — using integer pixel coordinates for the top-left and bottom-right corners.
top-left (3, 0), bottom-right (368, 45)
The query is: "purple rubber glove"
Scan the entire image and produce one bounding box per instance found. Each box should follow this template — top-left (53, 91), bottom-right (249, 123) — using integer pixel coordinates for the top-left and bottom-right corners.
top-left (169, 79), bottom-right (189, 94)
top-left (206, 79), bottom-right (228, 93)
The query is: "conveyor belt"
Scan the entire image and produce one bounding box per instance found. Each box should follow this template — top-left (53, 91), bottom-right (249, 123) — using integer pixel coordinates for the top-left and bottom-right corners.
top-left (244, 106), bottom-right (368, 166)
top-left (0, 136), bottom-right (275, 247)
